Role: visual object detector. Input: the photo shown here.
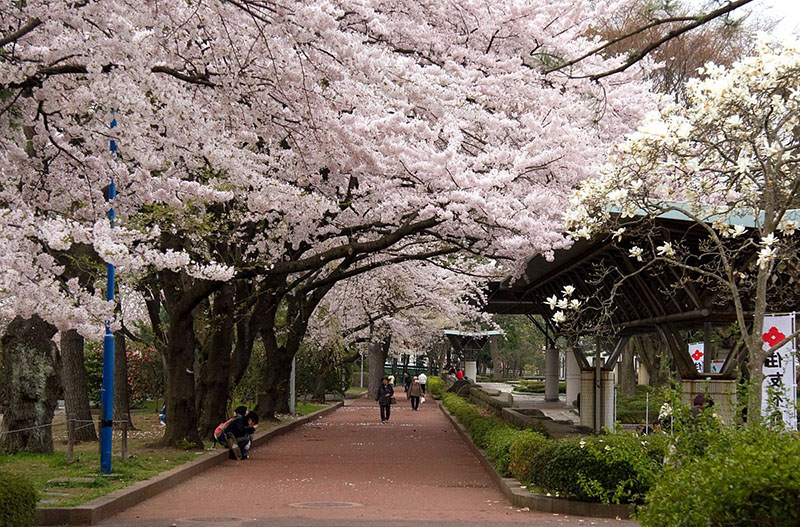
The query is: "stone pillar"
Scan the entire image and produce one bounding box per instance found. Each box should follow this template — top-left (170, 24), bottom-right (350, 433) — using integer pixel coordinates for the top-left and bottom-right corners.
top-left (579, 369), bottom-right (616, 431)
top-left (637, 361), bottom-right (650, 386)
top-left (580, 371), bottom-right (595, 428)
top-left (545, 348), bottom-right (559, 402)
top-left (566, 349), bottom-right (581, 408)
top-left (601, 370), bottom-right (615, 430)
top-left (465, 360), bottom-right (477, 382)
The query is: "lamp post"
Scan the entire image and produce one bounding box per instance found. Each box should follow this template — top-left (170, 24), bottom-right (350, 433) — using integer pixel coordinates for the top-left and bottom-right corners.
top-left (100, 118), bottom-right (118, 474)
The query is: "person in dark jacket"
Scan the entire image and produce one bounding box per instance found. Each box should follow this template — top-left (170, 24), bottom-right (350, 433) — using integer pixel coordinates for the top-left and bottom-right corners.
top-left (408, 376), bottom-right (422, 410)
top-left (403, 372), bottom-right (411, 393)
top-left (376, 376), bottom-right (394, 422)
top-left (216, 412), bottom-right (259, 460)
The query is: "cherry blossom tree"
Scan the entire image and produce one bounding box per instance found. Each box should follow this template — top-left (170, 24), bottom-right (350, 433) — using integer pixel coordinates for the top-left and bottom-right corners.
top-left (306, 258), bottom-right (492, 397)
top-left (1, 0), bottom-right (656, 443)
top-left (566, 38), bottom-right (800, 421)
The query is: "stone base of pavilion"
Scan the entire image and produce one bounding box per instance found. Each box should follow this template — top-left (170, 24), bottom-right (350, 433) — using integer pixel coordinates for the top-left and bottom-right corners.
top-left (443, 375), bottom-right (592, 438)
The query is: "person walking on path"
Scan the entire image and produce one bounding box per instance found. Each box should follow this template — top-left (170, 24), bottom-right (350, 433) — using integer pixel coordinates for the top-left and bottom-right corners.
top-left (376, 376), bottom-right (394, 422)
top-left (403, 372), bottom-right (412, 393)
top-left (408, 376), bottom-right (422, 411)
top-left (418, 372), bottom-right (427, 394)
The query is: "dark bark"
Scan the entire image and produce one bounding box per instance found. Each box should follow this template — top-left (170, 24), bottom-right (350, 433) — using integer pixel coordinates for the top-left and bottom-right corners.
top-left (230, 289), bottom-right (268, 391)
top-left (60, 329), bottom-right (97, 441)
top-left (113, 330), bottom-right (136, 430)
top-left (0, 316), bottom-right (59, 453)
top-left (619, 344), bottom-right (636, 397)
top-left (256, 344), bottom-right (293, 419)
top-left (158, 269), bottom-right (215, 448)
top-left (197, 283), bottom-right (236, 439)
top-left (256, 281), bottom-right (333, 419)
top-left (367, 337), bottom-right (391, 400)
top-left (312, 359), bottom-right (330, 404)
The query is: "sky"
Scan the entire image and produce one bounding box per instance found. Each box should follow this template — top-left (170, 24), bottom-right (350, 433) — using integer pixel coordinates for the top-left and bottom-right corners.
top-left (749, 0), bottom-right (800, 37)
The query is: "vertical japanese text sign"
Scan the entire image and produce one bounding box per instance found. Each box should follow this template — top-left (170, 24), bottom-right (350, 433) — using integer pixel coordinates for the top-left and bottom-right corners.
top-left (688, 342), bottom-right (705, 373)
top-left (761, 314), bottom-right (797, 430)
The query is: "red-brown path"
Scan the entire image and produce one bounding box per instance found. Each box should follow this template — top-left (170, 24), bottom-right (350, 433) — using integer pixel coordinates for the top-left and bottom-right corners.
top-left (102, 392), bottom-right (638, 527)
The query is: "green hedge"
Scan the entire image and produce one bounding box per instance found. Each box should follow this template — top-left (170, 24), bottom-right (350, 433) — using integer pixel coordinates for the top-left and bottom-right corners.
top-left (428, 376), bottom-right (445, 398)
top-left (529, 434), bottom-right (666, 504)
top-left (637, 426), bottom-right (800, 526)
top-left (508, 430), bottom-right (550, 484)
top-left (441, 393), bottom-right (529, 476)
top-left (0, 472), bottom-right (37, 527)
top-left (442, 392), bottom-right (665, 504)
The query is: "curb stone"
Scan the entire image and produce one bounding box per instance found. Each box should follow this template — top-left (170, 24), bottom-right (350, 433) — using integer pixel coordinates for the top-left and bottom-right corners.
top-left (437, 400), bottom-right (634, 520)
top-left (36, 402), bottom-right (344, 526)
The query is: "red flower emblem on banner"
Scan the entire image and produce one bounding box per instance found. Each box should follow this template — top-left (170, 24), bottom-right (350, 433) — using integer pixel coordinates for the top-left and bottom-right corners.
top-left (762, 326), bottom-right (786, 348)
top-left (691, 349), bottom-right (703, 361)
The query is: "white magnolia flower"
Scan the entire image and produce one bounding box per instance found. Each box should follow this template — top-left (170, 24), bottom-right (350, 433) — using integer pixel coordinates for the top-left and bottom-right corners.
top-left (544, 295), bottom-right (558, 309)
top-left (569, 298), bottom-right (581, 310)
top-left (556, 298), bottom-right (569, 310)
top-left (757, 246), bottom-right (776, 269)
top-left (760, 233), bottom-right (778, 246)
top-left (779, 220), bottom-right (797, 236)
top-left (656, 242), bottom-right (675, 258)
top-left (552, 310), bottom-right (566, 324)
top-left (729, 224), bottom-right (746, 238)
top-left (612, 227), bottom-right (626, 242)
top-left (579, 440), bottom-right (586, 449)
top-left (562, 285), bottom-right (576, 296)
top-left (629, 246), bottom-right (644, 261)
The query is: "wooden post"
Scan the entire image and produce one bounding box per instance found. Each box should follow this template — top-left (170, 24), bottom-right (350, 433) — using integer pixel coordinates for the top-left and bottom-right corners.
top-left (67, 419), bottom-right (75, 463)
top-left (120, 421), bottom-right (128, 461)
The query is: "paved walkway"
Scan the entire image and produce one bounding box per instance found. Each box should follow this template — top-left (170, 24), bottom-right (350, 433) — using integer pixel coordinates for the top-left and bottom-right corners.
top-left (102, 391), bottom-right (636, 527)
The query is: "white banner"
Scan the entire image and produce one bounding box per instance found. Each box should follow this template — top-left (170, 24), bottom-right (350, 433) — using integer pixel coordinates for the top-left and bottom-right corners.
top-left (688, 342), bottom-right (705, 373)
top-left (761, 314), bottom-right (797, 430)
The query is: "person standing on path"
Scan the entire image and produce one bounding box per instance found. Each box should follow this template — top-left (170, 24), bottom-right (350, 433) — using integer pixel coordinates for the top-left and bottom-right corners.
top-left (418, 372), bottom-right (427, 394)
top-left (408, 376), bottom-right (422, 411)
top-left (403, 372), bottom-right (411, 393)
top-left (376, 376), bottom-right (394, 422)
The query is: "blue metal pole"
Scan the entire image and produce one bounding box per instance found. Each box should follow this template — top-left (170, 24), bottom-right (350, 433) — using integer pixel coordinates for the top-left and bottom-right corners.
top-left (100, 119), bottom-right (117, 474)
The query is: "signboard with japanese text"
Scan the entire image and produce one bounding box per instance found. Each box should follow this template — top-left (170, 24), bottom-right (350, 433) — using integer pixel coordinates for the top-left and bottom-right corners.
top-left (761, 314), bottom-right (797, 430)
top-left (688, 342), bottom-right (705, 373)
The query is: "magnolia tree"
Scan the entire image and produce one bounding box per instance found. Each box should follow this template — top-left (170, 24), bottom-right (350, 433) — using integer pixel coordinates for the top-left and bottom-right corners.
top-left (1, 0), bottom-right (655, 443)
top-left (565, 38), bottom-right (800, 421)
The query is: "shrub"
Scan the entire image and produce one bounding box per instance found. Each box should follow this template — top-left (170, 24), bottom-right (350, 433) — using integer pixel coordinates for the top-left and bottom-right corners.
top-left (530, 434), bottom-right (665, 504)
top-left (485, 426), bottom-right (525, 476)
top-left (508, 430), bottom-right (550, 484)
top-left (0, 472), bottom-right (37, 527)
top-left (637, 426), bottom-right (800, 526)
top-left (428, 376), bottom-right (445, 398)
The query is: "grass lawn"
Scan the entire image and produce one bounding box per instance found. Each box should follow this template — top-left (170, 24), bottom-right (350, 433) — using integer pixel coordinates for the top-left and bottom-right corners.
top-left (344, 386), bottom-right (368, 396)
top-left (0, 402), bottom-right (330, 508)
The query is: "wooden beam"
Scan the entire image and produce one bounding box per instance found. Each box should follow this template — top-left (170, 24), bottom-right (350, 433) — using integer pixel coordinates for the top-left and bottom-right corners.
top-left (603, 335), bottom-right (631, 371)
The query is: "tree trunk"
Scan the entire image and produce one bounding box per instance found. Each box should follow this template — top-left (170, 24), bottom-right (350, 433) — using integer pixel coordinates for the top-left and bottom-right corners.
top-left (367, 337), bottom-right (391, 400)
top-left (230, 282), bottom-right (262, 389)
top-left (0, 316), bottom-right (59, 453)
top-left (160, 308), bottom-right (202, 447)
top-left (60, 329), bottom-right (97, 441)
top-left (256, 344), bottom-right (293, 420)
top-left (619, 344), bottom-right (636, 397)
top-left (197, 283), bottom-right (236, 439)
top-left (113, 330), bottom-right (135, 431)
top-left (312, 360), bottom-right (330, 404)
